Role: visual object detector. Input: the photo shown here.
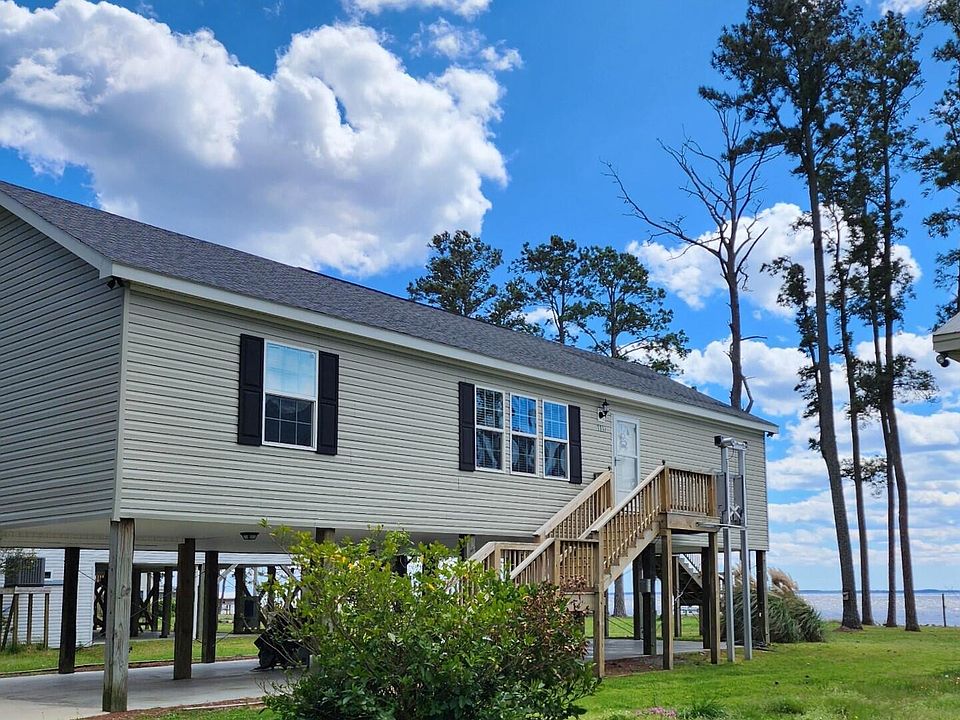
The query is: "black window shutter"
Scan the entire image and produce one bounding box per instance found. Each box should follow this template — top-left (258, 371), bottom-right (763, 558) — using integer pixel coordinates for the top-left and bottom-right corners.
top-left (316, 352), bottom-right (339, 455)
top-left (458, 382), bottom-right (476, 471)
top-left (237, 335), bottom-right (264, 446)
top-left (568, 405), bottom-right (583, 484)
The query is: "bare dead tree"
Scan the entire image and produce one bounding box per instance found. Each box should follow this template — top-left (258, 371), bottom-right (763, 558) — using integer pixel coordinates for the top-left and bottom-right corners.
top-left (606, 96), bottom-right (775, 413)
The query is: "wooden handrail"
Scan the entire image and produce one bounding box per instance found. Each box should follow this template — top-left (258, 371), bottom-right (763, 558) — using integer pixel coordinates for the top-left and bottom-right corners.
top-left (473, 464), bottom-right (716, 601)
top-left (509, 537), bottom-right (556, 583)
top-left (534, 469), bottom-right (614, 541)
top-left (584, 464), bottom-right (665, 536)
top-left (468, 541), bottom-right (499, 567)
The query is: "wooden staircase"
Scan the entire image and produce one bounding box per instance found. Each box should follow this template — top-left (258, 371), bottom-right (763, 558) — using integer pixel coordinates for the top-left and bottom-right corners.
top-left (467, 462), bottom-right (720, 675)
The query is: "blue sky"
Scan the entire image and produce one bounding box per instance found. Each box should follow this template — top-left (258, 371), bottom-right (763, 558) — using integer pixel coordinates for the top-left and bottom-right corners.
top-left (0, 0), bottom-right (957, 597)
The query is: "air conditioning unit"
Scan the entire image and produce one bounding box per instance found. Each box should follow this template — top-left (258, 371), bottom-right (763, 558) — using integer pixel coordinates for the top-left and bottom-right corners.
top-left (3, 557), bottom-right (45, 587)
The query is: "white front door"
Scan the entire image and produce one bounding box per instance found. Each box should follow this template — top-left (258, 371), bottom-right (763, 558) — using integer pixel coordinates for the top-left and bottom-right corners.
top-left (613, 415), bottom-right (640, 503)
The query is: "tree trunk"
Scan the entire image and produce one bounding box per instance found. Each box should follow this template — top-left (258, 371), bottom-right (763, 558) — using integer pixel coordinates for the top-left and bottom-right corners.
top-left (836, 229), bottom-right (873, 627)
top-left (853, 478), bottom-right (874, 625)
top-left (727, 268), bottom-right (744, 411)
top-left (804, 133), bottom-right (861, 630)
top-left (885, 457), bottom-right (898, 628)
top-left (613, 576), bottom-right (627, 617)
top-left (881, 134), bottom-right (918, 632)
top-left (887, 401), bottom-right (918, 631)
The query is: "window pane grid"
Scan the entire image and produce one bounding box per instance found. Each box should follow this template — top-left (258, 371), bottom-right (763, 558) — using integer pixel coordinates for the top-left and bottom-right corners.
top-left (476, 387), bottom-right (504, 470)
top-left (543, 401), bottom-right (568, 479)
top-left (510, 394), bottom-right (537, 474)
top-left (264, 342), bottom-right (318, 449)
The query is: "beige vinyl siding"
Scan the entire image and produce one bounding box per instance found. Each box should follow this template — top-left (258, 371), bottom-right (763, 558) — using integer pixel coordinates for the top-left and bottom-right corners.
top-left (0, 209), bottom-right (122, 525)
top-left (120, 287), bottom-right (769, 547)
top-left (635, 411), bottom-right (768, 550)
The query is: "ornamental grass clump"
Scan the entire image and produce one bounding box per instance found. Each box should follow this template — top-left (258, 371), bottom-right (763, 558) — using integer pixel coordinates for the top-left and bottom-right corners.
top-left (722, 567), bottom-right (824, 645)
top-left (263, 529), bottom-right (598, 720)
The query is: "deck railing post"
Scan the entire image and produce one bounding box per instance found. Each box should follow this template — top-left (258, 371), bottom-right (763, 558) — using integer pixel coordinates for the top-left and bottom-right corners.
top-left (591, 531), bottom-right (605, 678)
top-left (551, 539), bottom-right (561, 586)
top-left (660, 463), bottom-right (670, 511)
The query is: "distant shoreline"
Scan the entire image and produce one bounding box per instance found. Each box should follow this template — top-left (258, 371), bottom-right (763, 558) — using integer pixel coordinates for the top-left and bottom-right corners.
top-left (802, 589), bottom-right (959, 594)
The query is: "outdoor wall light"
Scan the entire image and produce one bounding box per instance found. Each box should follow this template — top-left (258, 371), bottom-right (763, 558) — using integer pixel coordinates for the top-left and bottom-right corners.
top-left (597, 399), bottom-right (610, 420)
top-left (240, 531), bottom-right (260, 542)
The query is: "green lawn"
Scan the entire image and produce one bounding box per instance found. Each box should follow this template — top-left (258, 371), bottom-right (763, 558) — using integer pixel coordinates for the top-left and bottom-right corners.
top-left (587, 613), bottom-right (704, 642)
top-left (144, 625), bottom-right (960, 720)
top-left (0, 635), bottom-right (258, 675)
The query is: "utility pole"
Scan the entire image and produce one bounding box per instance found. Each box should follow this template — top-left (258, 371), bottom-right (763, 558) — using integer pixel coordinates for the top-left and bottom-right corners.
top-left (716, 435), bottom-right (752, 662)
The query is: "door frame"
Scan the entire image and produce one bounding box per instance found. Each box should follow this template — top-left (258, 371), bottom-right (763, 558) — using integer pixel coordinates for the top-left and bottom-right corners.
top-left (611, 413), bottom-right (640, 502)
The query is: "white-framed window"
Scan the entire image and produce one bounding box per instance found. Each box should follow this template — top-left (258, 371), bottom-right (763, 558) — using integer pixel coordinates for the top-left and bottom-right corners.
top-left (510, 394), bottom-right (538, 475)
top-left (475, 386), bottom-right (504, 471)
top-left (263, 341), bottom-right (318, 449)
top-left (543, 400), bottom-right (569, 479)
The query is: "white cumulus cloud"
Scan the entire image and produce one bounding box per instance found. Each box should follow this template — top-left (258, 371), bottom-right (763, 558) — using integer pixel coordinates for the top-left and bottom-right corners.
top-left (344, 0), bottom-right (491, 19)
top-left (0, 0), bottom-right (508, 275)
top-left (412, 18), bottom-right (521, 71)
top-left (879, 0), bottom-right (929, 13)
top-left (629, 202), bottom-right (921, 319)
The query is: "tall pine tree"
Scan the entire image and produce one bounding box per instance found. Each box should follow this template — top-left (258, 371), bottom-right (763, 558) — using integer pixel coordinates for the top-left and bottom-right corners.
top-left (712, 0), bottom-right (863, 629)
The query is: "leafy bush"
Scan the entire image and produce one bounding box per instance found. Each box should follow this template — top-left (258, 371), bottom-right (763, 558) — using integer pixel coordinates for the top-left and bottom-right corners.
top-left (721, 567), bottom-right (824, 645)
top-left (263, 529), bottom-right (598, 720)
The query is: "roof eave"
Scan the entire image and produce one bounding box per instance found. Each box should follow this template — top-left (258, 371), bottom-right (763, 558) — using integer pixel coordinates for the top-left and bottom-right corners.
top-left (0, 188), bottom-right (115, 277)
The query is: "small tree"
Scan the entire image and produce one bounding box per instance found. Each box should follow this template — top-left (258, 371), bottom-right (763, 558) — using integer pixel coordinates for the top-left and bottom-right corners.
top-left (264, 530), bottom-right (598, 720)
top-left (408, 229), bottom-right (502, 318)
top-left (578, 246), bottom-right (688, 375)
top-left (512, 236), bottom-right (588, 344)
top-left (486, 278), bottom-right (544, 335)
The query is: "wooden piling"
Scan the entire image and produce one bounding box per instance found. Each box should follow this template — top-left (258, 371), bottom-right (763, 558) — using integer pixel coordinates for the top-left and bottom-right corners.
top-left (103, 518), bottom-right (135, 713)
top-left (755, 550), bottom-right (769, 644)
top-left (708, 532), bottom-right (721, 665)
top-left (161, 567), bottom-right (173, 638)
top-left (174, 539), bottom-right (196, 680)
top-left (661, 530), bottom-right (674, 670)
top-left (201, 551), bottom-right (219, 664)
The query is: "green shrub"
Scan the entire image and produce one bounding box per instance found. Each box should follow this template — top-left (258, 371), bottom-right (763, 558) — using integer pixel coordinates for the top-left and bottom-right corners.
top-left (263, 529), bottom-right (598, 720)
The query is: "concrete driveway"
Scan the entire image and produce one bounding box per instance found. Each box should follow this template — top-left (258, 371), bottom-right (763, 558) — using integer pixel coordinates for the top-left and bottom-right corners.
top-left (0, 659), bottom-right (285, 720)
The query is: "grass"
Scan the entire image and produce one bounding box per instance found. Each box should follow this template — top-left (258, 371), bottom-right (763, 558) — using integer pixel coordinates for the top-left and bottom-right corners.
top-left (0, 634), bottom-right (258, 675)
top-left (585, 624), bottom-right (960, 720)
top-left (587, 613), bottom-right (704, 642)
top-left (141, 625), bottom-right (960, 720)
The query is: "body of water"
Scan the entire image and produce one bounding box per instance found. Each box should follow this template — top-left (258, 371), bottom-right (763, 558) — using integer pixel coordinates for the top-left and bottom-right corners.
top-left (608, 589), bottom-right (960, 627)
top-left (802, 591), bottom-right (960, 627)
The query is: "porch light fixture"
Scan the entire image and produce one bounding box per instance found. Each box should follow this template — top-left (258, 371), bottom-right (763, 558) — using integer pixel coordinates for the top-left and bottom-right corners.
top-left (240, 531), bottom-right (259, 542)
top-left (597, 399), bottom-right (610, 420)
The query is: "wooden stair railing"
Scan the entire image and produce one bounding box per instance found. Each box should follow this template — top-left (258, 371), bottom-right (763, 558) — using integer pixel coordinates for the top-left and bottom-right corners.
top-left (468, 464), bottom-right (716, 594)
top-left (533, 469), bottom-right (614, 542)
top-left (509, 537), bottom-right (600, 592)
top-left (585, 465), bottom-right (665, 587)
top-left (470, 541), bottom-right (543, 575)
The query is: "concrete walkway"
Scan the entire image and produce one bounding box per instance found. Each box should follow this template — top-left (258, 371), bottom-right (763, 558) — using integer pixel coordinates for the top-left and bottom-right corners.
top-left (587, 638), bottom-right (705, 660)
top-left (0, 659), bottom-right (284, 720)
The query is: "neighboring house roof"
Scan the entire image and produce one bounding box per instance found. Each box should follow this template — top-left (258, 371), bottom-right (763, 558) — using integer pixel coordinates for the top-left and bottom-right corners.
top-left (933, 311), bottom-right (960, 362)
top-left (0, 180), bottom-right (776, 431)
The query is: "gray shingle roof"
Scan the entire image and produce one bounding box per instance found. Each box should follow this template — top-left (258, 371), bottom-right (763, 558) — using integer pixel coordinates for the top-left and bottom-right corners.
top-left (0, 180), bottom-right (775, 429)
